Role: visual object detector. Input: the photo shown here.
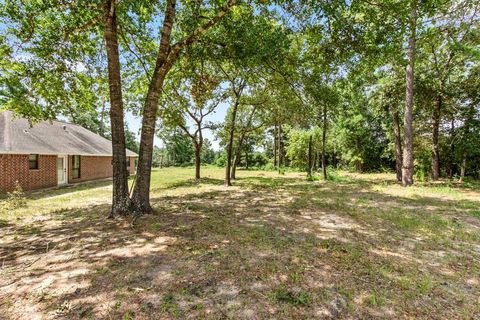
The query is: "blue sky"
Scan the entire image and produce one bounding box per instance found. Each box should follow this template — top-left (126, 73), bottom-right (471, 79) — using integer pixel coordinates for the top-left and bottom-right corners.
top-left (125, 102), bottom-right (229, 150)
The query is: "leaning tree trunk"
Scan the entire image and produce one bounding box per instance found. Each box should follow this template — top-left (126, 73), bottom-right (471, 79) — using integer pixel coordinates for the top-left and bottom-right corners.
top-left (402, 0), bottom-right (417, 186)
top-left (225, 97), bottom-right (240, 186)
top-left (231, 154), bottom-right (239, 180)
top-left (131, 0), bottom-right (239, 214)
top-left (231, 141), bottom-right (244, 179)
top-left (104, 0), bottom-right (131, 217)
top-left (130, 0), bottom-right (177, 214)
top-left (392, 109), bottom-right (403, 182)
top-left (321, 105), bottom-right (328, 181)
top-left (431, 95), bottom-right (441, 180)
top-left (131, 65), bottom-right (174, 214)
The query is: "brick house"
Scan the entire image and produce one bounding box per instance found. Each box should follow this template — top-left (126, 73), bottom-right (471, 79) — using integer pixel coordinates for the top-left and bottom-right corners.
top-left (0, 110), bottom-right (137, 192)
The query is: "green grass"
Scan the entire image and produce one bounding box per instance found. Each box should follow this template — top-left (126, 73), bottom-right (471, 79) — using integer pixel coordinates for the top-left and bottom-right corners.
top-left (1, 167), bottom-right (480, 319)
top-left (270, 286), bottom-right (311, 305)
top-left (470, 210), bottom-right (480, 218)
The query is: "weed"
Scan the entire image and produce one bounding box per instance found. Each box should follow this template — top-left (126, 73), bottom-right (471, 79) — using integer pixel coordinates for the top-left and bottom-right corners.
top-left (271, 286), bottom-right (311, 305)
top-left (1, 181), bottom-right (27, 210)
top-left (0, 219), bottom-right (8, 227)
top-left (289, 270), bottom-right (303, 282)
top-left (122, 310), bottom-right (134, 320)
top-left (193, 303), bottom-right (204, 310)
top-left (416, 276), bottom-right (433, 295)
top-left (366, 291), bottom-right (385, 306)
top-left (471, 210), bottom-right (480, 218)
top-left (160, 294), bottom-right (179, 315)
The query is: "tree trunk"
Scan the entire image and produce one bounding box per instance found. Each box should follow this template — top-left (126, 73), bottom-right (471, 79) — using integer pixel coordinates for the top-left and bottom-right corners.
top-left (308, 133), bottom-right (313, 177)
top-left (231, 135), bottom-right (244, 180)
top-left (332, 141), bottom-right (337, 169)
top-left (460, 105), bottom-right (474, 182)
top-left (231, 134), bottom-right (247, 179)
top-left (231, 107), bottom-right (255, 179)
top-left (231, 152), bottom-right (239, 180)
top-left (278, 124), bottom-right (283, 174)
top-left (245, 151), bottom-right (249, 169)
top-left (195, 143), bottom-right (201, 180)
top-left (355, 161), bottom-right (363, 172)
top-left (131, 0), bottom-right (238, 214)
top-left (131, 0), bottom-right (177, 214)
top-left (431, 95), bottom-right (441, 180)
top-left (402, 0), bottom-right (417, 186)
top-left (322, 105), bottom-right (328, 181)
top-left (392, 109), bottom-right (403, 182)
top-left (104, 0), bottom-right (131, 217)
top-left (131, 74), bottom-right (174, 214)
top-left (225, 97), bottom-right (240, 186)
top-left (273, 124), bottom-right (277, 168)
top-left (448, 119), bottom-right (455, 178)
top-left (460, 153), bottom-right (466, 182)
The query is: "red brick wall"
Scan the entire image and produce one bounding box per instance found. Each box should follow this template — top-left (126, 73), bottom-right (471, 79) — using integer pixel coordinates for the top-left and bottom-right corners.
top-left (128, 156), bottom-right (136, 175)
top-left (0, 154), bottom-right (137, 192)
top-left (67, 155), bottom-right (136, 184)
top-left (68, 156), bottom-right (112, 184)
top-left (0, 154), bottom-right (57, 192)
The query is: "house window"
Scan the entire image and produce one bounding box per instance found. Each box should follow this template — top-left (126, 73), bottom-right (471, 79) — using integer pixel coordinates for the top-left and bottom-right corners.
top-left (29, 154), bottom-right (39, 170)
top-left (73, 155), bottom-right (81, 179)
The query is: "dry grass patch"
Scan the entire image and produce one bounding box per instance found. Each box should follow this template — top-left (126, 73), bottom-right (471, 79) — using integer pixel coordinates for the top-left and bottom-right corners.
top-left (1, 167), bottom-right (480, 319)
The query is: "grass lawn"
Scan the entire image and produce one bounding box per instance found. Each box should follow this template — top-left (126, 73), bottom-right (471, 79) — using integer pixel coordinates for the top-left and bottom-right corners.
top-left (1, 167), bottom-right (480, 319)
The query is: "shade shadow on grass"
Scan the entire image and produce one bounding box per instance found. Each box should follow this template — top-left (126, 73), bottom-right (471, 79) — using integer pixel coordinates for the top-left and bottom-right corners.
top-left (1, 170), bottom-right (480, 319)
top-left (151, 177), bottom-right (224, 192)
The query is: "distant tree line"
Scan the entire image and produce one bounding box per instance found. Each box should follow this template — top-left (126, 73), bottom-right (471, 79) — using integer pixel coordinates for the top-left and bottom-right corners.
top-left (2, 0), bottom-right (479, 219)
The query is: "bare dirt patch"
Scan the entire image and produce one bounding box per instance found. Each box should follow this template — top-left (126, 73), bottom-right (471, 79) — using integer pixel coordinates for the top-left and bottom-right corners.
top-left (1, 168), bottom-right (480, 319)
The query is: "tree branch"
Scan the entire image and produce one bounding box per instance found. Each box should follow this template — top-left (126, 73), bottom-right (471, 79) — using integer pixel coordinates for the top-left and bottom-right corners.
top-left (178, 123), bottom-right (195, 140)
top-left (170, 0), bottom-right (240, 55)
top-left (119, 26), bottom-right (152, 81)
top-left (64, 12), bottom-right (103, 40)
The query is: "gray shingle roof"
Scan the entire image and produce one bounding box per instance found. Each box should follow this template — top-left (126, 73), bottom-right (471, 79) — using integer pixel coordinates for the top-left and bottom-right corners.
top-left (0, 110), bottom-right (137, 157)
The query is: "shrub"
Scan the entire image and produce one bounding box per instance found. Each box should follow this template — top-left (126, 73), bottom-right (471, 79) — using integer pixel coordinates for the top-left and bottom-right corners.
top-left (2, 181), bottom-right (27, 210)
top-left (263, 162), bottom-right (275, 171)
top-left (414, 162), bottom-right (429, 182)
top-left (215, 154), bottom-right (226, 167)
top-left (250, 152), bottom-right (269, 167)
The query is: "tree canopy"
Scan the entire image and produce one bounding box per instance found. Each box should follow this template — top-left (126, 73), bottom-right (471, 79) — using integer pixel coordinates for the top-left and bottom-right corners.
top-left (1, 0), bottom-right (479, 215)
